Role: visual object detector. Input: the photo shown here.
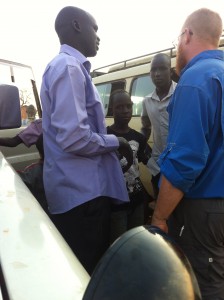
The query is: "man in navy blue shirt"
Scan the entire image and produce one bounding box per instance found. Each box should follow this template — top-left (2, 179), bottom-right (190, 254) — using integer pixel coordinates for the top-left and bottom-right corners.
top-left (151, 8), bottom-right (224, 299)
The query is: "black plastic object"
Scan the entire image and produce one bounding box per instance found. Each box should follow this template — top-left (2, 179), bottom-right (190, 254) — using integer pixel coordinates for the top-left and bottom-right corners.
top-left (0, 84), bottom-right (21, 129)
top-left (83, 225), bottom-right (201, 300)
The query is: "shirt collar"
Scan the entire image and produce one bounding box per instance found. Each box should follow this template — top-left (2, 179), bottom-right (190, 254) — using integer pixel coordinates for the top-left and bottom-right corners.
top-left (180, 50), bottom-right (224, 76)
top-left (59, 44), bottom-right (92, 73)
top-left (151, 81), bottom-right (177, 101)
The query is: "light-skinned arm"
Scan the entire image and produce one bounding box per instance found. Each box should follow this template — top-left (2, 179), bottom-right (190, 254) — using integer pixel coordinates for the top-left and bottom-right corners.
top-left (151, 175), bottom-right (184, 233)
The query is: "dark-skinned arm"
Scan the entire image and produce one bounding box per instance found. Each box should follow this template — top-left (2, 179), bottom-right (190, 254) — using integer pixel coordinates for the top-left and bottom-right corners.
top-left (141, 116), bottom-right (151, 141)
top-left (151, 175), bottom-right (184, 233)
top-left (137, 135), bottom-right (151, 165)
top-left (0, 136), bottom-right (22, 147)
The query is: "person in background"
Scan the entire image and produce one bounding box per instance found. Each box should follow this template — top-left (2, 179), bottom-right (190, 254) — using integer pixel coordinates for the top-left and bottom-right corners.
top-left (40, 6), bottom-right (132, 274)
top-left (151, 8), bottom-right (224, 299)
top-left (21, 105), bottom-right (28, 126)
top-left (18, 133), bottom-right (47, 213)
top-left (20, 104), bottom-right (37, 126)
top-left (26, 104), bottom-right (37, 124)
top-left (141, 53), bottom-right (177, 199)
top-left (0, 118), bottom-right (42, 148)
top-left (107, 90), bottom-right (150, 243)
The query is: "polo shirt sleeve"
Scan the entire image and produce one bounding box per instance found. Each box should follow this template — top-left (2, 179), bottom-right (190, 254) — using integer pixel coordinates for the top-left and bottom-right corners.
top-left (159, 85), bottom-right (210, 193)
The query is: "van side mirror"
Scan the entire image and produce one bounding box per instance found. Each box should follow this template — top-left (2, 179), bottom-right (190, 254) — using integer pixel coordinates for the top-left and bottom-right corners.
top-left (0, 84), bottom-right (21, 129)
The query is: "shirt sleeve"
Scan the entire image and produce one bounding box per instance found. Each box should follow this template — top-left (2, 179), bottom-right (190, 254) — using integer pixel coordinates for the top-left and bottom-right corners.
top-left (18, 119), bottom-right (42, 147)
top-left (159, 85), bottom-right (210, 193)
top-left (46, 63), bottom-right (119, 156)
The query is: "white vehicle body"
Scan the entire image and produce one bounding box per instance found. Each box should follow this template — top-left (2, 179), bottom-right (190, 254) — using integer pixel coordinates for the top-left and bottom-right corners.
top-left (1, 34), bottom-right (224, 297)
top-left (0, 152), bottom-right (90, 300)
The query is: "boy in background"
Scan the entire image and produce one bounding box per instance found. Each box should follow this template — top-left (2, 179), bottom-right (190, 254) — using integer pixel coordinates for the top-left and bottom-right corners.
top-left (107, 90), bottom-right (150, 243)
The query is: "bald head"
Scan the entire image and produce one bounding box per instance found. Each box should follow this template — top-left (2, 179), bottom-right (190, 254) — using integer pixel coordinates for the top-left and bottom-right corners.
top-left (54, 6), bottom-right (99, 57)
top-left (151, 53), bottom-right (171, 67)
top-left (55, 6), bottom-right (87, 43)
top-left (176, 8), bottom-right (223, 74)
top-left (183, 8), bottom-right (223, 47)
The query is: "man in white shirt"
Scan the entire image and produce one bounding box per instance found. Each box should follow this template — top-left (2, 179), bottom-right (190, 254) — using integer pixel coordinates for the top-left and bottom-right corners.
top-left (141, 53), bottom-right (177, 198)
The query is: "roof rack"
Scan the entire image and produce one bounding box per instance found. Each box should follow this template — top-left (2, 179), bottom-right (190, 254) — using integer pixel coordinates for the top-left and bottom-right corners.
top-left (91, 46), bottom-right (176, 78)
top-left (91, 32), bottom-right (224, 78)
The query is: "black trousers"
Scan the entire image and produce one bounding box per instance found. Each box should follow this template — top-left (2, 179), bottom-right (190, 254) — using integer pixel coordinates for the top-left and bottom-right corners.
top-left (50, 196), bottom-right (111, 275)
top-left (168, 198), bottom-right (224, 300)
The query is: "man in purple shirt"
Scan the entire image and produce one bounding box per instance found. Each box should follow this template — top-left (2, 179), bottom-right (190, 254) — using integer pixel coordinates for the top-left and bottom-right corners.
top-left (40, 6), bottom-right (132, 274)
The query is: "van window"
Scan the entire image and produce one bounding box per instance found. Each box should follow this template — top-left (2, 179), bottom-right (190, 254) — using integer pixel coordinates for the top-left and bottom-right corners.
top-left (12, 67), bottom-right (38, 125)
top-left (130, 75), bottom-right (155, 115)
top-left (96, 80), bottom-right (126, 116)
top-left (95, 83), bottom-right (112, 116)
top-left (0, 62), bottom-right (40, 125)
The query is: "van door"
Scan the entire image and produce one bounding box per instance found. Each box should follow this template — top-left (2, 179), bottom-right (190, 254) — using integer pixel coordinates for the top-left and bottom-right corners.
top-left (0, 60), bottom-right (41, 170)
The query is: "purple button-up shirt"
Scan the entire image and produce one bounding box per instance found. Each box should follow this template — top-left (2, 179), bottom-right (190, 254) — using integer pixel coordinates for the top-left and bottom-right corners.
top-left (40, 45), bottom-right (129, 214)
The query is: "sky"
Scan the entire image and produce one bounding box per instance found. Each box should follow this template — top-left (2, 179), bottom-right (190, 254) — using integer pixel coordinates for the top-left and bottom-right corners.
top-left (0, 0), bottom-right (224, 89)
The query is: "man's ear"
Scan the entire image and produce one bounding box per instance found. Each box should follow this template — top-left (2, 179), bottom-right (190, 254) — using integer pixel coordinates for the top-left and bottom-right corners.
top-left (72, 19), bottom-right (81, 32)
top-left (185, 28), bottom-right (193, 45)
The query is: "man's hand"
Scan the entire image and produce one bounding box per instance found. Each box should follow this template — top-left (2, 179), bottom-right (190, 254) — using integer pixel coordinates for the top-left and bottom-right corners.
top-left (151, 175), bottom-right (184, 233)
top-left (117, 137), bottom-right (133, 173)
top-left (151, 214), bottom-right (168, 233)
